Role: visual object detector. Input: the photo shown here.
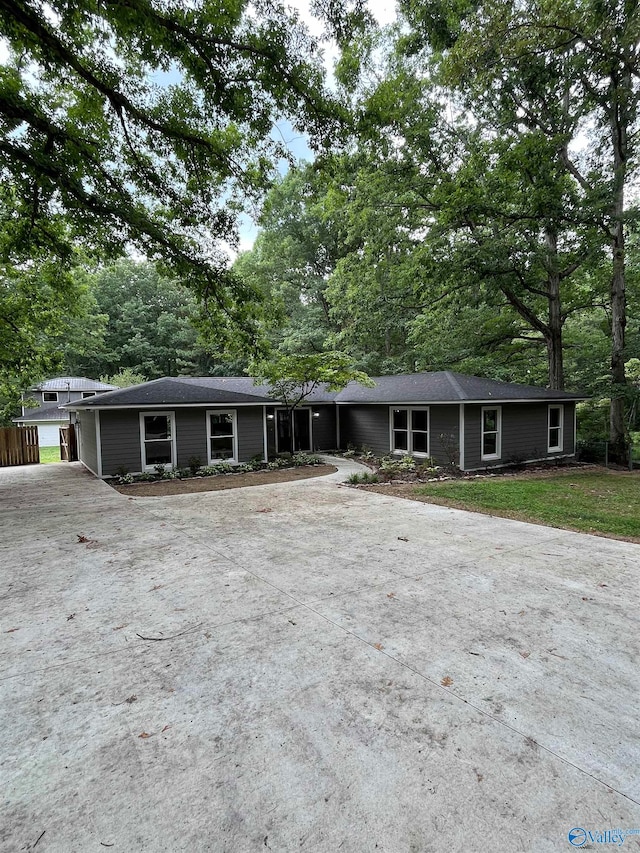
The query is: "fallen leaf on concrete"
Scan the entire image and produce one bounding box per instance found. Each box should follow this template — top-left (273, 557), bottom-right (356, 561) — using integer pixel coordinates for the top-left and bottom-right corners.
top-left (138, 732), bottom-right (152, 739)
top-left (597, 583), bottom-right (608, 588)
top-left (373, 643), bottom-right (384, 651)
top-left (76, 534), bottom-right (90, 543)
top-left (5, 627), bottom-right (20, 633)
top-left (519, 651), bottom-right (530, 659)
top-left (67, 614), bottom-right (75, 621)
top-left (256, 508), bottom-right (273, 513)
top-left (112, 695), bottom-right (137, 706)
top-left (518, 610), bottom-right (526, 616)
top-left (112, 625), bottom-right (126, 631)
top-left (149, 584), bottom-right (164, 591)
top-left (441, 676), bottom-right (453, 687)
top-left (397, 536), bottom-right (409, 541)
top-left (386, 592), bottom-right (396, 599)
top-left (161, 725), bottom-right (171, 733)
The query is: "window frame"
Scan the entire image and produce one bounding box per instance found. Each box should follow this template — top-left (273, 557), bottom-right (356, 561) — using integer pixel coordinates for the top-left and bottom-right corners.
top-left (389, 406), bottom-right (430, 457)
top-left (206, 409), bottom-right (238, 464)
top-left (548, 404), bottom-right (564, 452)
top-left (139, 411), bottom-right (177, 471)
top-left (82, 391), bottom-right (97, 399)
top-left (481, 406), bottom-right (502, 461)
top-left (43, 391), bottom-right (58, 402)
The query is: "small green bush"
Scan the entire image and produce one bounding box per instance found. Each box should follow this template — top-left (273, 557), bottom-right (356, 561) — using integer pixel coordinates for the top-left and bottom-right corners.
top-left (241, 456), bottom-right (264, 472)
top-left (201, 462), bottom-right (235, 476)
top-left (291, 452), bottom-right (321, 466)
top-left (188, 456), bottom-right (202, 476)
top-left (347, 471), bottom-right (379, 485)
top-left (379, 455), bottom-right (417, 480)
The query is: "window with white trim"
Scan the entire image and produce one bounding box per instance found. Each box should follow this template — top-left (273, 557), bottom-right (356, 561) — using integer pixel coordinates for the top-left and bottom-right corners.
top-left (481, 407), bottom-right (501, 460)
top-left (43, 391), bottom-right (58, 402)
top-left (548, 405), bottom-right (564, 452)
top-left (390, 407), bottom-right (429, 456)
top-left (208, 410), bottom-right (237, 463)
top-left (140, 412), bottom-right (175, 469)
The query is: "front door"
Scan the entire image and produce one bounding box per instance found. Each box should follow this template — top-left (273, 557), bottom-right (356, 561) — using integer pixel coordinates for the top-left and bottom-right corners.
top-left (276, 409), bottom-right (311, 453)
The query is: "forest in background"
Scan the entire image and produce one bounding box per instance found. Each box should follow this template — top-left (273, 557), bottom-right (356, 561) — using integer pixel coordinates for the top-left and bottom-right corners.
top-left (1, 0), bottom-right (639, 455)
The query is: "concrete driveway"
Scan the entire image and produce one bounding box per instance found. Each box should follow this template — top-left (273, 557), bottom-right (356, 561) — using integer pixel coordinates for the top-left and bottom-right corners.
top-left (1, 460), bottom-right (639, 852)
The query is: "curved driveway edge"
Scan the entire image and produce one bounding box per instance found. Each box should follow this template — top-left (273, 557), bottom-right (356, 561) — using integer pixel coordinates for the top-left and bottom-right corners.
top-left (1, 461), bottom-right (639, 851)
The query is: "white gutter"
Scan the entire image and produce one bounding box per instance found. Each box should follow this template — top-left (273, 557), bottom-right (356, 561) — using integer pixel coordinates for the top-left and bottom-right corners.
top-left (334, 397), bottom-right (587, 406)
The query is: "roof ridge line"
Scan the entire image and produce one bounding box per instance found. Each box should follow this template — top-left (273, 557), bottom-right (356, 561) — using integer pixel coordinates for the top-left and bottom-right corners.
top-left (444, 371), bottom-right (466, 400)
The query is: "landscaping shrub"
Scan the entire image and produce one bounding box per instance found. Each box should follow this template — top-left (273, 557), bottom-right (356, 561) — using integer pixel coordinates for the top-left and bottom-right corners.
top-left (347, 471), bottom-right (379, 485)
top-left (291, 452), bottom-right (321, 466)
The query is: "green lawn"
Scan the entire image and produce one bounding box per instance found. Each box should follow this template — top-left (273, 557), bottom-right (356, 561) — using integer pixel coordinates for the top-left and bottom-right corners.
top-left (414, 470), bottom-right (640, 539)
top-left (40, 446), bottom-right (61, 463)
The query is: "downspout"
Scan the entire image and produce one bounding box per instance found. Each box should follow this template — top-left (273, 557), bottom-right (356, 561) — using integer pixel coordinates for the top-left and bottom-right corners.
top-left (459, 403), bottom-right (465, 471)
top-left (262, 406), bottom-right (268, 463)
top-left (95, 410), bottom-right (103, 478)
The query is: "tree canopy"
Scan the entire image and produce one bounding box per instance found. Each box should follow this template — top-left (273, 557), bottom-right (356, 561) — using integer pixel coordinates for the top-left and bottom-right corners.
top-left (0, 0), bottom-right (337, 369)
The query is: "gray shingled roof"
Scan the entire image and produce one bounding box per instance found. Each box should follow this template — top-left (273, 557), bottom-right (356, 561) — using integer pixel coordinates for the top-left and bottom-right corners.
top-left (65, 377), bottom-right (274, 408)
top-left (14, 405), bottom-right (70, 423)
top-left (65, 376), bottom-right (339, 408)
top-left (64, 371), bottom-right (586, 410)
top-left (334, 371), bottom-right (586, 403)
top-left (31, 376), bottom-right (118, 392)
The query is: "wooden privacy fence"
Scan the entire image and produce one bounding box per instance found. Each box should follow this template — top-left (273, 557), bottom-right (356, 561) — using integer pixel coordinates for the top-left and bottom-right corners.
top-left (0, 426), bottom-right (40, 466)
top-left (60, 424), bottom-right (77, 462)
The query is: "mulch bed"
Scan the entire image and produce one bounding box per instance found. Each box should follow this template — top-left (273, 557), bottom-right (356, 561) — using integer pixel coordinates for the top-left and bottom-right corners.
top-left (111, 464), bottom-right (337, 497)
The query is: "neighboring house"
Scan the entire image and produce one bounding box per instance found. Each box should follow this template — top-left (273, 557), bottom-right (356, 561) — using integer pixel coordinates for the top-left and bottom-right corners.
top-left (14, 377), bottom-right (118, 448)
top-left (64, 372), bottom-right (586, 478)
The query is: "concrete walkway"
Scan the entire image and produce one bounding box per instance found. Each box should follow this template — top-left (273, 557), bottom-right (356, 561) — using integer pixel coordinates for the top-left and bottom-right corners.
top-left (1, 460), bottom-right (639, 852)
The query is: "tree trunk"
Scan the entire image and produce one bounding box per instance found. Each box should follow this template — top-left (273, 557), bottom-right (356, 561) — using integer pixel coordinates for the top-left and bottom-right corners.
top-left (608, 71), bottom-right (629, 463)
top-left (545, 227), bottom-right (564, 390)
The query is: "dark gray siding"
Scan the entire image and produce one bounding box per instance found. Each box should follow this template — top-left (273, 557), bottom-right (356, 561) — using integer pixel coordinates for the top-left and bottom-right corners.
top-left (100, 410), bottom-right (143, 475)
top-left (77, 410), bottom-right (99, 475)
top-left (236, 407), bottom-right (265, 461)
top-left (175, 409), bottom-right (208, 467)
top-left (464, 402), bottom-right (576, 470)
top-left (339, 404), bottom-right (460, 463)
top-left (175, 407), bottom-right (264, 465)
top-left (99, 406), bottom-right (266, 474)
top-left (338, 405), bottom-right (390, 455)
top-left (310, 405), bottom-right (337, 451)
top-left (429, 406), bottom-right (460, 465)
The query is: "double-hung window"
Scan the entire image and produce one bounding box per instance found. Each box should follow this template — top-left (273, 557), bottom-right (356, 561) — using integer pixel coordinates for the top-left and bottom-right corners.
top-left (207, 410), bottom-right (237, 463)
top-left (481, 407), bottom-right (501, 461)
top-left (548, 405), bottom-right (564, 452)
top-left (391, 407), bottom-right (429, 456)
top-left (140, 412), bottom-right (176, 470)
